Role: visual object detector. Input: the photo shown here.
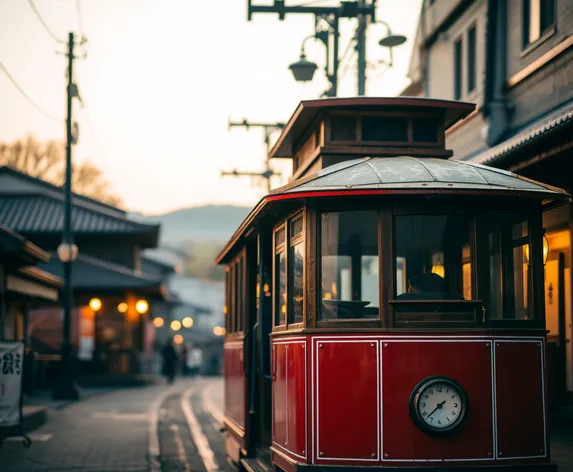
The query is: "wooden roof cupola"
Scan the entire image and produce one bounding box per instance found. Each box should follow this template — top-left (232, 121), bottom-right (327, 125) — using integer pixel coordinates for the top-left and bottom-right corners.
top-left (268, 97), bottom-right (476, 181)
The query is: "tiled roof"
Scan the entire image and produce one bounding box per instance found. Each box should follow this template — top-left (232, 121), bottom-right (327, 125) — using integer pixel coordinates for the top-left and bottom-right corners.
top-left (39, 253), bottom-right (166, 299)
top-left (464, 101), bottom-right (573, 166)
top-left (0, 194), bottom-right (158, 236)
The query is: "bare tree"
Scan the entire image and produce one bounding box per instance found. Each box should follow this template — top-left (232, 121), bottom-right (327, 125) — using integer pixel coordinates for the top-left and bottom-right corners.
top-left (0, 134), bottom-right (123, 206)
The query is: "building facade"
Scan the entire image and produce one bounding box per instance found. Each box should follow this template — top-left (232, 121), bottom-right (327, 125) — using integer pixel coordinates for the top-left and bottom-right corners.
top-left (0, 166), bottom-right (169, 383)
top-left (403, 0), bottom-right (573, 406)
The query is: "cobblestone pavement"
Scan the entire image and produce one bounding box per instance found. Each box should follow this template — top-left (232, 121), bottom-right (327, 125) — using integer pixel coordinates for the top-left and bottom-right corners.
top-left (0, 376), bottom-right (571, 471)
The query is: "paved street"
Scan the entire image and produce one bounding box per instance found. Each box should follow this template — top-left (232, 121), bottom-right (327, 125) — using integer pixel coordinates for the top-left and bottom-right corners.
top-left (0, 377), bottom-right (571, 472)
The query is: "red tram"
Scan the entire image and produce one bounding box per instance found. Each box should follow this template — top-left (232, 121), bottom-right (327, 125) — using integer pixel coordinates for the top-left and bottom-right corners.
top-left (216, 97), bottom-right (569, 472)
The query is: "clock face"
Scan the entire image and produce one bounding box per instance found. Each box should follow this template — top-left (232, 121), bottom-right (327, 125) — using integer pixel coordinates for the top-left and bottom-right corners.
top-left (410, 377), bottom-right (468, 434)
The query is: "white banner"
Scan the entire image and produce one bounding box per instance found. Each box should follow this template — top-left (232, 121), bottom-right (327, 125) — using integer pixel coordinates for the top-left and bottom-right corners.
top-left (0, 341), bottom-right (24, 426)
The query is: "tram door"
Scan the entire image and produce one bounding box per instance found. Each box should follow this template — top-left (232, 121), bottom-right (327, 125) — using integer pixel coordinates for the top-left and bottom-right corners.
top-left (253, 233), bottom-right (273, 451)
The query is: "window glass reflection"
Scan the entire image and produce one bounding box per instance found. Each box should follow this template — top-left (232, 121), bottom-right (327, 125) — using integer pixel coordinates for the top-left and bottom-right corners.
top-left (394, 215), bottom-right (473, 300)
top-left (320, 211), bottom-right (379, 320)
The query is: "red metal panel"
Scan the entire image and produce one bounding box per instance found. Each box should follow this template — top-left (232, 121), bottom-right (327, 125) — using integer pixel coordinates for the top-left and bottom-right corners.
top-left (316, 340), bottom-right (379, 461)
top-left (495, 340), bottom-right (546, 459)
top-left (224, 342), bottom-right (245, 431)
top-left (382, 340), bottom-right (493, 461)
top-left (286, 341), bottom-right (307, 459)
top-left (273, 342), bottom-right (288, 447)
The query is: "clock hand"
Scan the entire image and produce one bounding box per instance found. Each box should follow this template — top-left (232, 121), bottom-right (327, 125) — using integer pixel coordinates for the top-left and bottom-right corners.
top-left (427, 400), bottom-right (446, 419)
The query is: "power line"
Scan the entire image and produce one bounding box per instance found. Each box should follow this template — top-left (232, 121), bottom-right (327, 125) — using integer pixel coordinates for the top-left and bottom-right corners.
top-left (27, 0), bottom-right (65, 44)
top-left (0, 61), bottom-right (62, 122)
top-left (291, 0), bottom-right (333, 6)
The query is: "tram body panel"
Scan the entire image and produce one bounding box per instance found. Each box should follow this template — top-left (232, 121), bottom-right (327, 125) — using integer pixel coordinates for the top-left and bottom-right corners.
top-left (495, 340), bottom-right (548, 461)
top-left (224, 339), bottom-right (246, 453)
top-left (272, 337), bottom-right (308, 462)
top-left (267, 334), bottom-right (549, 468)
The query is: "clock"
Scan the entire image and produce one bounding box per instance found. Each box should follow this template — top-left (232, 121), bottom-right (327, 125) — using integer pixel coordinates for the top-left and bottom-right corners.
top-left (409, 376), bottom-right (468, 435)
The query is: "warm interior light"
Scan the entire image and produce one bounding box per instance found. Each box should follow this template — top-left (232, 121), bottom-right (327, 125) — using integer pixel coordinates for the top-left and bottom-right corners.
top-left (117, 302), bottom-right (128, 313)
top-left (89, 298), bottom-right (102, 312)
top-left (135, 299), bottom-right (149, 314)
top-left (263, 283), bottom-right (269, 292)
top-left (213, 326), bottom-right (226, 336)
top-left (281, 304), bottom-right (286, 314)
top-left (153, 317), bottom-right (164, 328)
top-left (171, 320), bottom-right (181, 331)
top-left (431, 264), bottom-right (445, 278)
top-left (523, 235), bottom-right (550, 264)
top-left (182, 317), bottom-right (194, 328)
top-left (223, 305), bottom-right (228, 314)
top-left (173, 334), bottom-right (184, 344)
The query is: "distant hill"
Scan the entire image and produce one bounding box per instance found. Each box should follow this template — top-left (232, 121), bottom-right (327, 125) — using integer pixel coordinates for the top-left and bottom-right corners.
top-left (134, 204), bottom-right (252, 246)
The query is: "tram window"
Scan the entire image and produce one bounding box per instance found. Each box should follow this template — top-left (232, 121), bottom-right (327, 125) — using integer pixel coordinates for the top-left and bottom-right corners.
top-left (394, 215), bottom-right (473, 300)
top-left (275, 227), bottom-right (287, 326)
top-left (331, 116), bottom-right (357, 141)
top-left (485, 219), bottom-right (532, 320)
top-left (362, 116), bottom-right (408, 142)
top-left (289, 242), bottom-right (305, 324)
top-left (412, 118), bottom-right (439, 143)
top-left (320, 211), bottom-right (379, 320)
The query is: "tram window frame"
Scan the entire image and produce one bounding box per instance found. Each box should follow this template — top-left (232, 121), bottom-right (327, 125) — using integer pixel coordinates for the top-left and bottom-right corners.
top-left (225, 248), bottom-right (247, 335)
top-left (224, 267), bottom-right (231, 334)
top-left (288, 212), bottom-right (305, 328)
top-left (388, 204), bottom-right (482, 329)
top-left (272, 210), bottom-right (308, 332)
top-left (317, 206), bottom-right (382, 327)
top-left (324, 111), bottom-right (445, 149)
top-left (477, 209), bottom-right (544, 328)
top-left (273, 223), bottom-right (288, 329)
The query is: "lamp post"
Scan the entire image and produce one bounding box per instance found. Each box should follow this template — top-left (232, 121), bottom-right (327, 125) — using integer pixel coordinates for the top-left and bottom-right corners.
top-left (287, 17), bottom-right (407, 96)
top-left (53, 31), bottom-right (80, 400)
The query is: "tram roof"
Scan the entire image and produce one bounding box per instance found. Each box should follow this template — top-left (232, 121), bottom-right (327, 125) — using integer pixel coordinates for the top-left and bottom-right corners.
top-left (269, 96), bottom-right (476, 159)
top-left (215, 157), bottom-right (570, 264)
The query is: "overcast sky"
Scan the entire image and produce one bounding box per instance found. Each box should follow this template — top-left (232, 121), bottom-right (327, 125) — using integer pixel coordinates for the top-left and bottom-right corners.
top-left (0, 0), bottom-right (422, 215)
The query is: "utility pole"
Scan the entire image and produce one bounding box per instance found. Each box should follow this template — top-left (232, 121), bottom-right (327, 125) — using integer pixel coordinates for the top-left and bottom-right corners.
top-left (221, 119), bottom-right (285, 193)
top-left (356, 0), bottom-right (368, 95)
top-left (248, 1), bottom-right (376, 98)
top-left (53, 31), bottom-right (80, 400)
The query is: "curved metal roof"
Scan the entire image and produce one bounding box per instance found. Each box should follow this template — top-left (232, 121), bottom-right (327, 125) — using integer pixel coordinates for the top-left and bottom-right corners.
top-left (277, 157), bottom-right (569, 198)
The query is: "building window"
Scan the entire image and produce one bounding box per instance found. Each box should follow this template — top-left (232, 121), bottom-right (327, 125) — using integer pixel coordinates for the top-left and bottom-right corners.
top-left (523, 0), bottom-right (555, 48)
top-left (454, 36), bottom-right (463, 100)
top-left (467, 24), bottom-right (476, 94)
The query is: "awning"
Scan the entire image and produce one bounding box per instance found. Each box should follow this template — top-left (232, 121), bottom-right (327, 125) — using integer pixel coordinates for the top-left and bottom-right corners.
top-left (464, 101), bottom-right (573, 167)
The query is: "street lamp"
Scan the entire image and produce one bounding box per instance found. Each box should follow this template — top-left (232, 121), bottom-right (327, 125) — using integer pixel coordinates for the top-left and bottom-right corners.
top-left (289, 31), bottom-right (338, 97)
top-left (376, 20), bottom-right (407, 68)
top-left (135, 299), bottom-right (148, 314)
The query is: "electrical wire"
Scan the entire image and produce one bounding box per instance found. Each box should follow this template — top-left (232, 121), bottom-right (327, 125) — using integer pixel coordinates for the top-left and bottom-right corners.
top-left (290, 0), bottom-right (333, 6)
top-left (0, 61), bottom-right (62, 122)
top-left (27, 0), bottom-right (65, 44)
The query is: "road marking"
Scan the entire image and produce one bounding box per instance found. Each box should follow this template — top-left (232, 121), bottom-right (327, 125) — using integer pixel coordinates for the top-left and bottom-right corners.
top-left (92, 412), bottom-right (148, 420)
top-left (181, 386), bottom-right (220, 472)
top-left (148, 383), bottom-right (182, 472)
top-left (170, 424), bottom-right (191, 472)
top-left (202, 386), bottom-right (224, 425)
